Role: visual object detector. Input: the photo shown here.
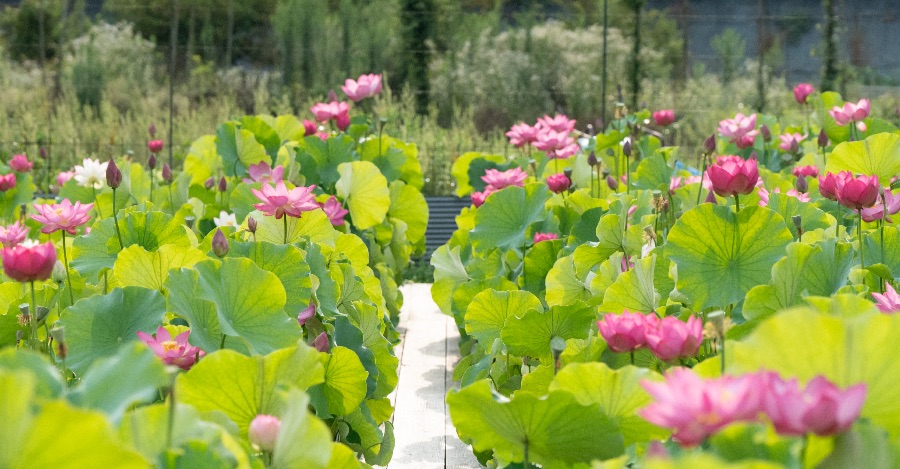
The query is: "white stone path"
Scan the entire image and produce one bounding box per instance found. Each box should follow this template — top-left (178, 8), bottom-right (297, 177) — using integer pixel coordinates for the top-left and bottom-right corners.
top-left (388, 283), bottom-right (482, 468)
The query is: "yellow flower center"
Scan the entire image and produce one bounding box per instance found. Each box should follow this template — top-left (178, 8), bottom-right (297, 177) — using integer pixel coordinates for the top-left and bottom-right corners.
top-left (160, 340), bottom-right (180, 353)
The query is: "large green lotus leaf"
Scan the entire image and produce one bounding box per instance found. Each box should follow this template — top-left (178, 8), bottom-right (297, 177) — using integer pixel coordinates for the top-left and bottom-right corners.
top-left (359, 136), bottom-right (424, 188)
top-left (176, 344), bottom-right (324, 436)
top-left (743, 240), bottom-right (854, 320)
top-left (253, 208), bottom-right (337, 246)
top-left (727, 308), bottom-right (900, 436)
top-left (388, 181), bottom-right (428, 245)
top-left (546, 255), bottom-right (594, 307)
top-left (271, 114), bottom-right (306, 142)
top-left (273, 390), bottom-right (334, 469)
top-left (863, 227), bottom-right (900, 280)
top-left (228, 241), bottom-right (313, 315)
top-left (67, 343), bottom-right (168, 423)
top-left (113, 244), bottom-right (207, 291)
top-left (335, 161), bottom-right (391, 230)
top-left (817, 91), bottom-right (851, 144)
top-left (465, 289), bottom-right (542, 352)
top-left (765, 192), bottom-right (833, 239)
top-left (430, 244), bottom-right (468, 284)
top-left (118, 403), bottom-right (240, 464)
top-left (342, 301), bottom-right (398, 399)
top-left (0, 348), bottom-right (65, 398)
top-left (183, 135), bottom-right (219, 185)
top-left (70, 216), bottom-right (119, 282)
top-left (327, 233), bottom-right (369, 271)
top-left (216, 121), bottom-right (270, 177)
top-left (450, 152), bottom-right (507, 196)
top-left (548, 363), bottom-right (669, 446)
top-left (633, 152), bottom-right (672, 191)
top-left (60, 286), bottom-right (166, 374)
top-left (326, 443), bottom-right (364, 469)
top-left (0, 370), bottom-right (33, 464)
top-left (310, 346), bottom-right (368, 416)
top-left (306, 242), bottom-right (339, 316)
top-left (164, 268), bottom-right (226, 353)
top-left (817, 421), bottom-right (900, 469)
top-left (2, 395), bottom-right (148, 468)
top-left (524, 238), bottom-right (562, 297)
top-left (193, 258), bottom-right (301, 354)
top-left (827, 133), bottom-right (900, 181)
top-left (471, 183), bottom-right (550, 252)
top-left (239, 115), bottom-right (281, 158)
top-left (450, 278), bottom-right (519, 329)
top-left (295, 135), bottom-right (355, 187)
top-left (667, 204), bottom-right (792, 309)
top-left (342, 402), bottom-right (395, 464)
top-left (599, 255), bottom-right (660, 313)
top-left (501, 301), bottom-right (596, 360)
top-left (447, 379), bottom-right (625, 467)
top-left (594, 212), bottom-right (645, 261)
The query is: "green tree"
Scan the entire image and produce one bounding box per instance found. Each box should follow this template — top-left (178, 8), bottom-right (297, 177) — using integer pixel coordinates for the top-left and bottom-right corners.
top-left (711, 27), bottom-right (746, 86)
top-left (400, 0), bottom-right (436, 115)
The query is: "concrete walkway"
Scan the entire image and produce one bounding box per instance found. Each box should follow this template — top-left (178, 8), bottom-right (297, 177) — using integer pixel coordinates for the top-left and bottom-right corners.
top-left (389, 283), bottom-right (482, 468)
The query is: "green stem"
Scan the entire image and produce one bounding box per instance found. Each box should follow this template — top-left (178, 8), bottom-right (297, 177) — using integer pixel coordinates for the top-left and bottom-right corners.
top-left (859, 209), bottom-right (866, 271)
top-left (61, 231), bottom-right (74, 306)
top-left (166, 380), bottom-right (176, 450)
top-left (220, 333), bottom-right (226, 350)
top-left (734, 193), bottom-right (740, 213)
top-left (91, 186), bottom-right (102, 220)
top-left (523, 441), bottom-right (530, 469)
top-left (625, 153), bottom-right (630, 194)
top-left (29, 281), bottom-right (37, 350)
top-left (720, 337), bottom-right (726, 376)
top-left (283, 215), bottom-right (289, 244)
top-left (149, 172), bottom-right (154, 204)
top-left (112, 188), bottom-right (124, 250)
top-left (697, 154), bottom-right (708, 205)
top-left (167, 186), bottom-right (175, 215)
top-left (630, 351), bottom-right (635, 366)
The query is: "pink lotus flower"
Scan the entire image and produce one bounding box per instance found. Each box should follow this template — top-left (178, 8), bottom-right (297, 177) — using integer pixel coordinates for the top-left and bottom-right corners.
top-left (248, 414), bottom-right (281, 451)
top-left (653, 109), bottom-right (675, 126)
top-left (137, 326), bottom-right (205, 370)
top-left (778, 133), bottom-right (807, 152)
top-left (553, 143), bottom-right (580, 160)
top-left (0, 174), bottom-right (16, 191)
top-left (757, 187), bottom-right (811, 206)
top-left (303, 119), bottom-right (318, 136)
top-left (718, 113), bottom-right (758, 149)
top-left (872, 283), bottom-right (900, 313)
top-left (298, 303), bottom-right (316, 326)
top-left (861, 190), bottom-right (900, 222)
top-left (536, 114), bottom-right (576, 133)
top-left (310, 101), bottom-right (350, 123)
top-left (312, 331), bottom-right (330, 352)
top-left (640, 368), bottom-right (764, 446)
top-left (706, 155), bottom-right (759, 197)
top-left (532, 129), bottom-right (574, 153)
top-left (53, 171), bottom-right (72, 188)
top-left (336, 112), bottom-right (350, 131)
top-left (148, 140), bottom-right (164, 154)
top-left (2, 240), bottom-right (57, 283)
top-left (481, 167), bottom-right (527, 190)
top-left (506, 123), bottom-right (540, 147)
top-left (252, 181), bottom-right (319, 219)
top-left (0, 221), bottom-right (29, 247)
top-left (341, 73), bottom-right (383, 101)
top-left (546, 173), bottom-right (571, 193)
top-left (799, 376), bottom-right (866, 436)
top-left (818, 171), bottom-right (853, 201)
top-left (645, 315), bottom-right (703, 362)
top-left (793, 83), bottom-right (815, 104)
top-left (792, 165), bottom-right (819, 178)
top-left (829, 99), bottom-right (870, 126)
top-left (471, 187), bottom-right (495, 208)
top-left (836, 174), bottom-right (879, 210)
top-left (242, 162), bottom-right (284, 184)
top-left (533, 232), bottom-right (558, 244)
top-left (31, 199), bottom-right (94, 235)
top-left (597, 311), bottom-right (658, 353)
top-left (319, 196), bottom-right (349, 226)
top-left (9, 154), bottom-right (32, 172)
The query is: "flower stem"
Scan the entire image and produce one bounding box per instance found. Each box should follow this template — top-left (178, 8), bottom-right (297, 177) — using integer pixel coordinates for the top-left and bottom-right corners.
top-left (630, 351), bottom-right (635, 366)
top-left (220, 333), bottom-right (226, 350)
top-left (858, 209), bottom-right (866, 271)
top-left (166, 378), bottom-right (176, 450)
top-left (697, 154), bottom-right (708, 205)
top-left (149, 172), bottom-right (154, 204)
top-left (29, 281), bottom-right (37, 350)
top-left (112, 188), bottom-right (124, 250)
top-left (91, 186), bottom-right (102, 220)
top-left (283, 216), bottom-right (289, 244)
top-left (61, 231), bottom-right (74, 306)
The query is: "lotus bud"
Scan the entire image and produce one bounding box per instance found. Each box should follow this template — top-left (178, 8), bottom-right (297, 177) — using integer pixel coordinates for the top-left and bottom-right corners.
top-left (607, 175), bottom-right (618, 191)
top-left (218, 177), bottom-right (227, 192)
top-left (856, 121), bottom-right (867, 133)
top-left (796, 175), bottom-right (808, 193)
top-left (161, 164), bottom-right (173, 183)
top-left (563, 168), bottom-right (573, 178)
top-left (50, 327), bottom-right (67, 359)
top-left (148, 123), bottom-right (157, 137)
top-left (818, 130), bottom-right (829, 148)
top-left (248, 415), bottom-right (281, 452)
top-left (35, 305), bottom-right (49, 322)
top-left (18, 303), bottom-right (29, 317)
top-left (793, 215), bottom-right (803, 233)
top-left (622, 139), bottom-right (632, 157)
top-left (51, 260), bottom-right (67, 283)
top-left (707, 310), bottom-right (726, 340)
top-left (247, 216), bottom-right (258, 234)
top-left (312, 331), bottom-right (330, 352)
top-left (587, 151), bottom-right (598, 167)
top-left (788, 138), bottom-right (800, 154)
top-left (703, 134), bottom-right (717, 154)
top-left (705, 190), bottom-right (717, 204)
top-left (106, 159), bottom-right (122, 189)
top-left (148, 153), bottom-right (157, 170)
top-left (606, 148), bottom-right (615, 157)
top-left (297, 303), bottom-right (316, 326)
top-left (204, 177), bottom-right (215, 190)
top-left (212, 229), bottom-right (229, 258)
top-left (760, 125), bottom-right (772, 142)
top-left (39, 147), bottom-right (47, 160)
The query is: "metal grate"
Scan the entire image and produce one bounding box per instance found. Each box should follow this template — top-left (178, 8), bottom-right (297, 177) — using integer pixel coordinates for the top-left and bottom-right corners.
top-left (423, 196), bottom-right (471, 260)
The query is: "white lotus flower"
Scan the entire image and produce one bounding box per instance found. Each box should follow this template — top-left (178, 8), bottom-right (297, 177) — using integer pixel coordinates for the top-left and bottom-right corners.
top-left (213, 211), bottom-right (238, 228)
top-left (73, 158), bottom-right (109, 189)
